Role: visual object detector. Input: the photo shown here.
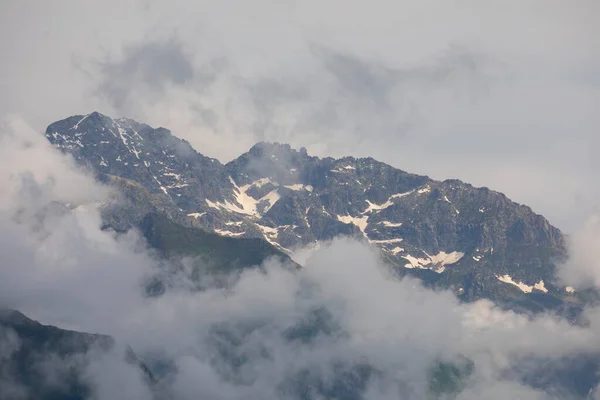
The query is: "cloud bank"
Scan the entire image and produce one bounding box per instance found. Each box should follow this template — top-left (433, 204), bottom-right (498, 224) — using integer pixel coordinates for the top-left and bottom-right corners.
top-left (2, 0), bottom-right (599, 230)
top-left (1, 117), bottom-right (600, 399)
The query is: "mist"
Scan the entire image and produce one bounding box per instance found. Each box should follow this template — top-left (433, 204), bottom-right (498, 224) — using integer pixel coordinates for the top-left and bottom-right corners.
top-left (1, 118), bottom-right (600, 399)
top-left (1, 1), bottom-right (599, 398)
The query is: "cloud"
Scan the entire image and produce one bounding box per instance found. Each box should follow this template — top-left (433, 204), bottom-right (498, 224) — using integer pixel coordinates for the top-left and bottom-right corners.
top-left (95, 38), bottom-right (210, 117)
top-left (0, 116), bottom-right (598, 399)
top-left (557, 215), bottom-right (600, 289)
top-left (0, 120), bottom-right (598, 397)
top-left (1, 1), bottom-right (600, 397)
top-left (2, 0), bottom-right (599, 231)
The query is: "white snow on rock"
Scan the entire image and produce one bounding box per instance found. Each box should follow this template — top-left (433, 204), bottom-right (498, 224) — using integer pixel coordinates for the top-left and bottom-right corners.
top-left (259, 190), bottom-right (281, 212)
top-left (206, 177), bottom-right (283, 217)
top-left (284, 184), bottom-right (312, 191)
top-left (402, 251), bottom-right (464, 273)
top-left (331, 166), bottom-right (356, 173)
top-left (163, 172), bottom-right (181, 180)
top-left (214, 229), bottom-right (245, 237)
top-left (187, 212), bottom-right (206, 219)
top-left (256, 224), bottom-right (279, 235)
top-left (337, 215), bottom-right (369, 236)
top-left (369, 238), bottom-right (403, 244)
top-left (389, 247), bottom-right (404, 255)
top-left (225, 221), bottom-right (244, 226)
top-left (363, 192), bottom-right (413, 213)
top-left (252, 178), bottom-right (275, 188)
top-left (417, 186), bottom-right (431, 194)
top-left (116, 124), bottom-right (129, 147)
top-left (72, 113), bottom-right (91, 130)
top-left (230, 177), bottom-right (260, 215)
top-left (380, 221), bottom-right (402, 227)
top-left (496, 274), bottom-right (548, 293)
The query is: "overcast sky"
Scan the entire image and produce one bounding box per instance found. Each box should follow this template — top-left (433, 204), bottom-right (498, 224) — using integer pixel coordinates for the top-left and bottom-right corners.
top-left (1, 0), bottom-right (599, 231)
top-left (2, 3), bottom-right (600, 397)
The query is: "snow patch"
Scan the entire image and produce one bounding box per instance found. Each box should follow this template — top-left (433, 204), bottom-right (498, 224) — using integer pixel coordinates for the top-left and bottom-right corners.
top-left (130, 146), bottom-right (141, 159)
top-left (187, 213), bottom-right (206, 219)
top-left (225, 221), bottom-right (244, 226)
top-left (253, 178), bottom-right (274, 188)
top-left (260, 190), bottom-right (281, 212)
top-left (380, 221), bottom-right (402, 227)
top-left (163, 172), bottom-right (181, 180)
top-left (402, 251), bottom-right (464, 273)
top-left (116, 124), bottom-right (129, 146)
top-left (283, 183), bottom-right (313, 192)
top-left (389, 247), bottom-right (404, 255)
top-left (337, 215), bottom-right (369, 236)
top-left (227, 177), bottom-right (261, 216)
top-left (206, 200), bottom-right (221, 210)
top-left (72, 113), bottom-right (91, 130)
top-left (369, 238), bottom-right (403, 244)
top-left (496, 275), bottom-right (548, 294)
top-left (285, 183), bottom-right (313, 191)
top-left (363, 192), bottom-right (413, 213)
top-left (214, 229), bottom-right (245, 237)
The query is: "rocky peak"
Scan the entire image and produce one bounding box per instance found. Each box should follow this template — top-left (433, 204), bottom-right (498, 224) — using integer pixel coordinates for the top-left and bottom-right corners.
top-left (45, 112), bottom-right (571, 308)
top-left (226, 141), bottom-right (312, 186)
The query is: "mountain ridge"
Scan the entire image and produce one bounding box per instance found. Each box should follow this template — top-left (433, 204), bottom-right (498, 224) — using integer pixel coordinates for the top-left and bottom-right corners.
top-left (45, 111), bottom-right (572, 309)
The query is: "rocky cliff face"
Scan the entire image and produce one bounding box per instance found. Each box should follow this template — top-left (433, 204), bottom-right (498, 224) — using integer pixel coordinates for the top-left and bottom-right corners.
top-left (45, 112), bottom-right (571, 308)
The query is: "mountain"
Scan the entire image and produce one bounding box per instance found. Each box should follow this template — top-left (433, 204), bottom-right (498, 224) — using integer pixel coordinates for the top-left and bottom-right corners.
top-left (0, 309), bottom-right (154, 400)
top-left (0, 310), bottom-right (478, 400)
top-left (45, 112), bottom-right (576, 311)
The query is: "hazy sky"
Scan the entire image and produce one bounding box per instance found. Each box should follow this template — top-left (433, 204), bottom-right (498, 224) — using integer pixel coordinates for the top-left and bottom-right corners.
top-left (1, 0), bottom-right (599, 231)
top-left (2, 4), bottom-right (600, 397)
top-left (1, 116), bottom-right (599, 398)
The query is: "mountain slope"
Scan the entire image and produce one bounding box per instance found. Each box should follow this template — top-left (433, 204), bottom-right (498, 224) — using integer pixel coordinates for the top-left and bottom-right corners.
top-left (45, 112), bottom-right (572, 308)
top-left (138, 212), bottom-right (297, 272)
top-left (0, 309), bottom-right (154, 400)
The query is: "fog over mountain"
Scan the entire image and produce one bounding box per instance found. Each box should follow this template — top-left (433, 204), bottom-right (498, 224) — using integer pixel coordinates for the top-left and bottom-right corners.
top-left (2, 0), bottom-right (600, 231)
top-left (1, 1), bottom-right (599, 399)
top-left (1, 111), bottom-right (600, 399)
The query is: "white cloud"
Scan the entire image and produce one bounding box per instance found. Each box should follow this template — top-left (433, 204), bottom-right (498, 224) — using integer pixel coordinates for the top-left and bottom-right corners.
top-left (1, 0), bottom-right (599, 231)
top-left (558, 215), bottom-right (600, 289)
top-left (1, 1), bottom-right (600, 397)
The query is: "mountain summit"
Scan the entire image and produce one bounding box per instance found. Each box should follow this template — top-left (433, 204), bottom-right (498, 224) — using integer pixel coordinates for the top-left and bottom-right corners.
top-left (45, 112), bottom-right (570, 309)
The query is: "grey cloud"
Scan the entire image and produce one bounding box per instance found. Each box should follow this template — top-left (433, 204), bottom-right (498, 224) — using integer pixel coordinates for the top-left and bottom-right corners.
top-left (242, 44), bottom-right (496, 158)
top-left (2, 0), bottom-right (599, 232)
top-left (96, 39), bottom-right (198, 113)
top-left (2, 116), bottom-right (600, 399)
top-left (557, 215), bottom-right (600, 289)
top-left (1, 1), bottom-right (600, 396)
